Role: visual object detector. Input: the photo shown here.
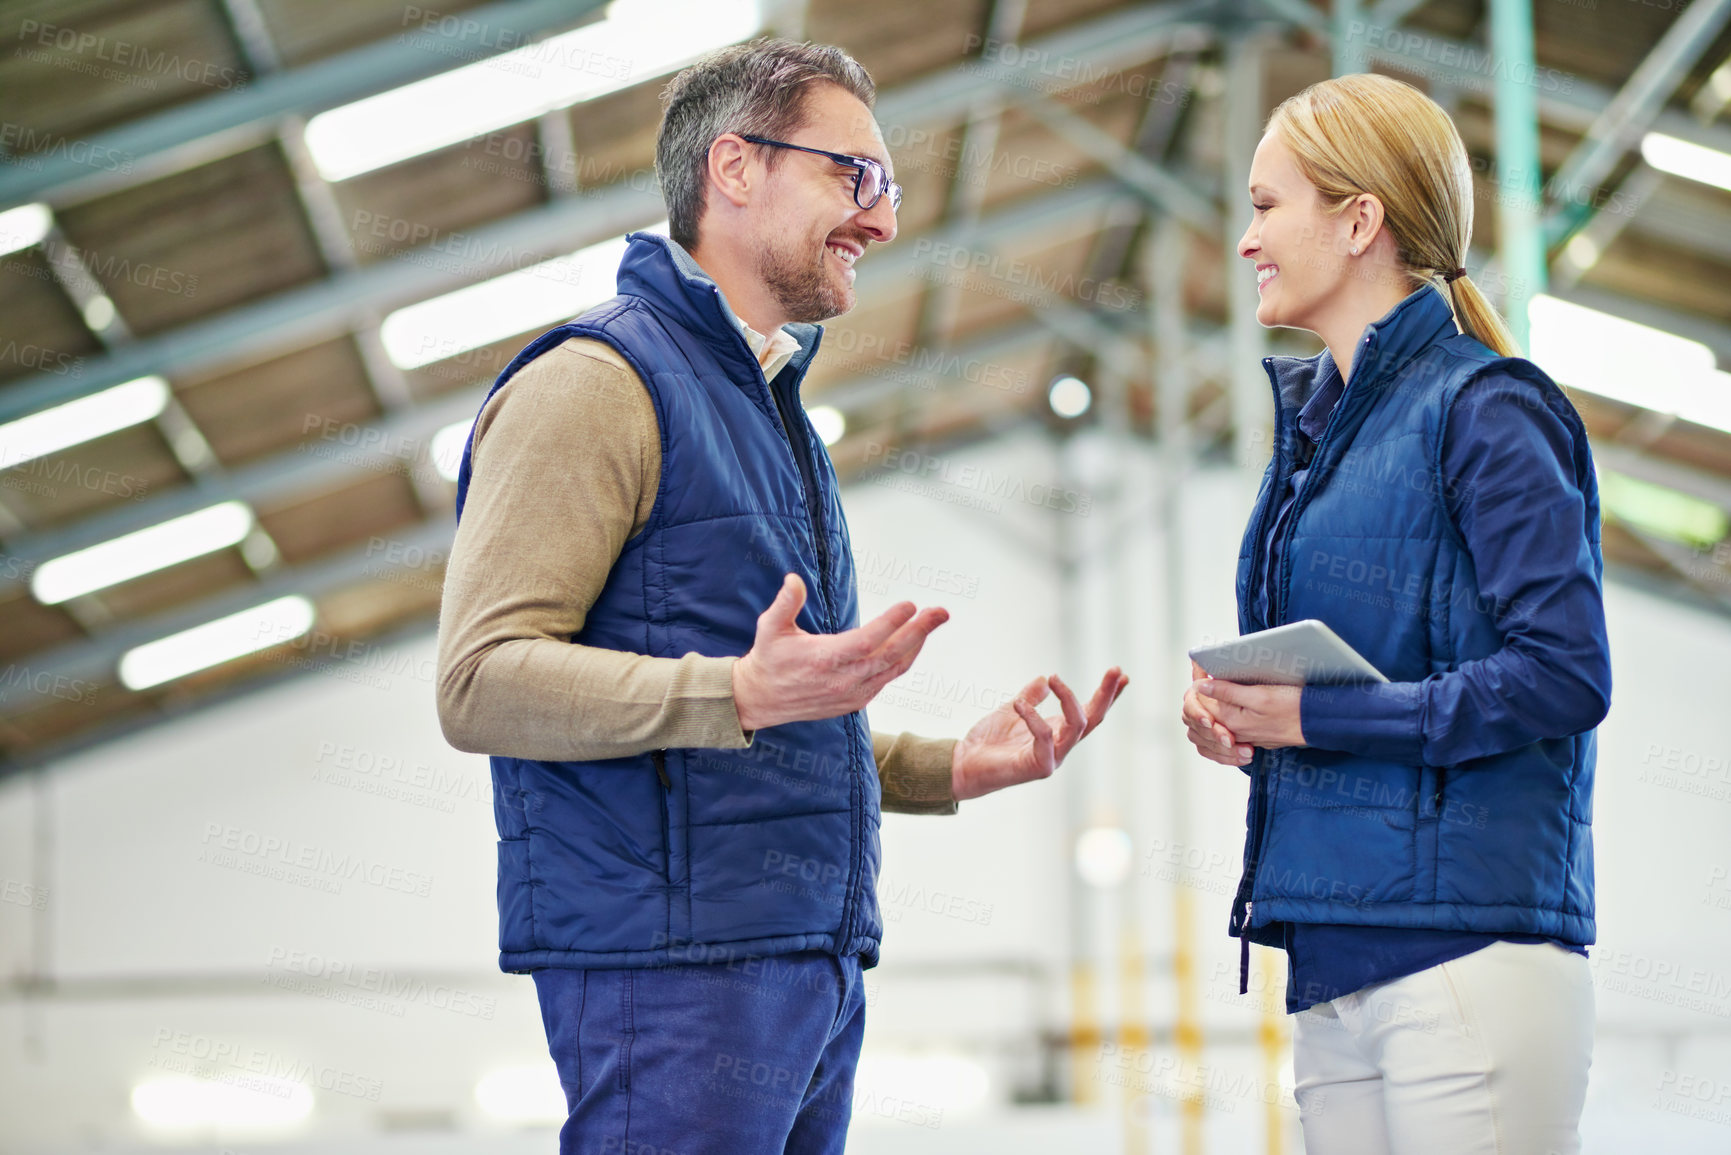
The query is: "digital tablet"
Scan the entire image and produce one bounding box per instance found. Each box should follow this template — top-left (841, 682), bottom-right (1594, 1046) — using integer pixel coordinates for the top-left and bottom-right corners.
top-left (1188, 619), bottom-right (1388, 686)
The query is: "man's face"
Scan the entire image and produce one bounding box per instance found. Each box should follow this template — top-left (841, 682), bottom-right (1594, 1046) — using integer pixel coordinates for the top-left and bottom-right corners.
top-left (748, 83), bottom-right (898, 324)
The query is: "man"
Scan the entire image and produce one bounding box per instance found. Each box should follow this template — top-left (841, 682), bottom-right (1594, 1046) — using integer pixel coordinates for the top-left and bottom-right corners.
top-left (436, 38), bottom-right (1127, 1155)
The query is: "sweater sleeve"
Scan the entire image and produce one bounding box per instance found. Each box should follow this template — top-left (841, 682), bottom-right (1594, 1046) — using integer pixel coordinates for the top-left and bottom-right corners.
top-left (874, 730), bottom-right (959, 815)
top-left (1299, 372), bottom-right (1612, 765)
top-left (435, 338), bottom-right (752, 761)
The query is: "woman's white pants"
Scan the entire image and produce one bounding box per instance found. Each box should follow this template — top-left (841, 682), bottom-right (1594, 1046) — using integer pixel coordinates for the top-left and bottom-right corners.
top-left (1293, 940), bottom-right (1594, 1154)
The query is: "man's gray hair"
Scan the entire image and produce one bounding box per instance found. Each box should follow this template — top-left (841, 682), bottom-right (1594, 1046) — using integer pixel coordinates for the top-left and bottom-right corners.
top-left (657, 38), bottom-right (876, 249)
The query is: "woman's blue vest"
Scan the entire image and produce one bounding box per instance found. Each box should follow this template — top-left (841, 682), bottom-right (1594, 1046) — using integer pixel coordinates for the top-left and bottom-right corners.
top-left (1230, 287), bottom-right (1600, 950)
top-left (453, 233), bottom-right (882, 973)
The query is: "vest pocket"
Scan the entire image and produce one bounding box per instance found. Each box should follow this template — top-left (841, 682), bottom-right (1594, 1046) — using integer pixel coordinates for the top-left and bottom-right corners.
top-left (654, 749), bottom-right (670, 887)
top-left (658, 749), bottom-right (691, 943)
top-left (1414, 765), bottom-right (1442, 903)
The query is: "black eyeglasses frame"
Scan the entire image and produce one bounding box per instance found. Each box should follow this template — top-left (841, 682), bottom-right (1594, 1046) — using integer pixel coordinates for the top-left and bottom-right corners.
top-left (737, 134), bottom-right (903, 213)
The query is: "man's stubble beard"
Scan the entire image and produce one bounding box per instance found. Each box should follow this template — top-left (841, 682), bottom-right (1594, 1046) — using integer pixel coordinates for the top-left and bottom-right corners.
top-left (755, 232), bottom-right (853, 324)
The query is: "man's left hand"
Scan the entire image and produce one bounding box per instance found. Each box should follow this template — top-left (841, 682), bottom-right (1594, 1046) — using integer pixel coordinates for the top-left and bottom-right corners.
top-left (1193, 678), bottom-right (1306, 750)
top-left (951, 668), bottom-right (1129, 802)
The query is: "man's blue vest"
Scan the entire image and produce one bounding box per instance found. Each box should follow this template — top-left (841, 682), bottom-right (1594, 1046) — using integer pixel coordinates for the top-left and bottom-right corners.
top-left (1230, 286), bottom-right (1600, 949)
top-left (453, 233), bottom-right (883, 973)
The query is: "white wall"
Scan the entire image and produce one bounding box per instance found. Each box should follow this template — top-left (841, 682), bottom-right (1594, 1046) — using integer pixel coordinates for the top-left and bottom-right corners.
top-left (1, 430), bottom-right (1727, 1153)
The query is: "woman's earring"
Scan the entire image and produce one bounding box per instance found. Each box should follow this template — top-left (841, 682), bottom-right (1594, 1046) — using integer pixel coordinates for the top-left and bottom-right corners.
top-left (1351, 246), bottom-right (1359, 255)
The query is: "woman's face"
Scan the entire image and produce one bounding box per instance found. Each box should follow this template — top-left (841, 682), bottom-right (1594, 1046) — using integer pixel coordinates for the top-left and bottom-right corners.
top-left (1236, 131), bottom-right (1354, 334)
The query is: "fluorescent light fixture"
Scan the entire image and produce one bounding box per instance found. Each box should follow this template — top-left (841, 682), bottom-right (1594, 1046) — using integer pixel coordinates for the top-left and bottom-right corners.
top-left (1641, 132), bottom-right (1731, 193)
top-left (853, 1054), bottom-right (989, 1122)
top-left (431, 419), bottom-right (475, 482)
top-left (1075, 825), bottom-right (1134, 888)
top-left (380, 224), bottom-right (668, 370)
top-left (1528, 294), bottom-right (1731, 435)
top-left (83, 294), bottom-right (117, 330)
top-left (808, 405), bottom-right (845, 447)
top-left (0, 376), bottom-right (169, 472)
top-left (0, 203), bottom-right (52, 256)
top-left (32, 502), bottom-right (255, 605)
top-left (119, 595), bottom-right (315, 691)
top-left (1562, 233), bottom-right (1599, 272)
top-left (305, 0), bottom-right (761, 181)
top-left (475, 1065), bottom-right (566, 1124)
top-left (1600, 470), bottom-right (1729, 548)
top-left (1707, 64), bottom-right (1731, 106)
top-left (1048, 375), bottom-right (1092, 418)
top-left (131, 1075), bottom-right (313, 1130)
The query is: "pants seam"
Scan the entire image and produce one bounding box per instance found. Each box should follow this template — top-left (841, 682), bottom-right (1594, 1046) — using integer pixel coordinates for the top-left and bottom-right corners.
top-left (827, 954), bottom-right (850, 1037)
top-left (1437, 955), bottom-right (1505, 1154)
top-left (574, 970), bottom-right (588, 1100)
top-left (619, 969), bottom-right (636, 1139)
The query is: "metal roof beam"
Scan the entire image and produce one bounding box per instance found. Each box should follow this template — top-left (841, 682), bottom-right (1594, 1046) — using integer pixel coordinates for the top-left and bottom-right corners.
top-left (871, 0), bottom-right (1220, 132)
top-left (1004, 89), bottom-right (1222, 232)
top-left (905, 0), bottom-right (1031, 350)
top-left (1362, 32), bottom-right (1731, 159)
top-left (8, 177), bottom-right (1127, 568)
top-left (1594, 443), bottom-right (1731, 513)
top-left (0, 0), bottom-right (606, 211)
top-left (1367, 0), bottom-right (1429, 29)
top-left (1255, 0), bottom-right (1326, 34)
top-left (0, 0), bottom-right (1209, 423)
top-left (1541, 0), bottom-right (1731, 245)
top-left (0, 515), bottom-right (456, 708)
top-left (813, 323), bottom-right (1056, 412)
top-left (0, 179), bottom-right (666, 423)
top-left (3, 388), bottom-right (485, 567)
top-left (1250, 8), bottom-right (1731, 161)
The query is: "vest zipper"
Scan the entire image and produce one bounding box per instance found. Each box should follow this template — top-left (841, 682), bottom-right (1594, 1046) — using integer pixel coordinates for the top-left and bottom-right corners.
top-left (719, 286), bottom-right (835, 629)
top-left (1236, 331), bottom-right (1392, 960)
top-left (1241, 357), bottom-right (1288, 635)
top-left (765, 376), bottom-right (832, 623)
top-left (1239, 901), bottom-right (1253, 994)
top-left (723, 301), bottom-right (861, 951)
top-left (1270, 330), bottom-right (1379, 626)
top-left (1231, 358), bottom-right (1289, 962)
top-left (765, 369), bottom-right (864, 948)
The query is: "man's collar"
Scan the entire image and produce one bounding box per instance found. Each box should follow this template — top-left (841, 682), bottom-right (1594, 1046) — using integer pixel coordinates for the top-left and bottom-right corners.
top-left (664, 236), bottom-right (806, 380)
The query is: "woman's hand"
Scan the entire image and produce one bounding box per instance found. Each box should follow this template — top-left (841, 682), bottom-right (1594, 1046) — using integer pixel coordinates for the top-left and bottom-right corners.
top-left (1197, 673), bottom-right (1307, 751)
top-left (1182, 660), bottom-right (1254, 766)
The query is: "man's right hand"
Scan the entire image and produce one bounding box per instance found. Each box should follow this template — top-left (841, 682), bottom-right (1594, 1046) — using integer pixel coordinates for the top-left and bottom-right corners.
top-left (732, 573), bottom-right (949, 731)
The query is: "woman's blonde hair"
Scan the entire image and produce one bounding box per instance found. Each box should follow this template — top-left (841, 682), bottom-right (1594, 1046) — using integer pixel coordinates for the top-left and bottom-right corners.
top-left (1267, 73), bottom-right (1519, 357)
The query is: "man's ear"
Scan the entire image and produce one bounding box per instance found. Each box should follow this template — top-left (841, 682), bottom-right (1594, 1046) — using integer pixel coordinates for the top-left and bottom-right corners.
top-left (706, 133), bottom-right (754, 211)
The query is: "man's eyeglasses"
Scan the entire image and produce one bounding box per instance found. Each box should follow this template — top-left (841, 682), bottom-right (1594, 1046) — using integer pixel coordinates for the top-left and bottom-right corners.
top-left (739, 135), bottom-right (903, 213)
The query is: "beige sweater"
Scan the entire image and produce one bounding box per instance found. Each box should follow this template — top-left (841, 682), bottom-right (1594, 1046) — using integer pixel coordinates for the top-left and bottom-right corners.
top-left (435, 336), bottom-right (959, 815)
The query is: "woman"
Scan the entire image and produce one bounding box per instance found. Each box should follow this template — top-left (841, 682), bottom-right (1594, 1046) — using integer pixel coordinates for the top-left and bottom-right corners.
top-left (1181, 74), bottom-right (1611, 1154)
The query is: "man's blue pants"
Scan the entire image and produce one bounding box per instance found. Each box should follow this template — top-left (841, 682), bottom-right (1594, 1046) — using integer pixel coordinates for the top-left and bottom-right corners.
top-left (532, 950), bottom-right (866, 1155)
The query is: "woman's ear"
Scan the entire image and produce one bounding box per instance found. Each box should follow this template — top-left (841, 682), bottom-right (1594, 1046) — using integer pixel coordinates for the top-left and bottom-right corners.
top-left (1346, 193), bottom-right (1387, 255)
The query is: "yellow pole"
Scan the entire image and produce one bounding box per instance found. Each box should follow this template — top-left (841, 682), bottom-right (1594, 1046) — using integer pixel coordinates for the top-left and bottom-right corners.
top-left (1259, 946), bottom-right (1289, 1155)
top-left (1120, 924), bottom-right (1149, 1155)
top-left (1173, 884), bottom-right (1205, 1154)
top-left (1072, 960), bottom-right (1099, 1104)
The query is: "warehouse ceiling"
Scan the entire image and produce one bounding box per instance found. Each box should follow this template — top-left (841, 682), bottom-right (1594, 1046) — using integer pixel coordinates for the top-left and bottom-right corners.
top-left (1, 0), bottom-right (1729, 768)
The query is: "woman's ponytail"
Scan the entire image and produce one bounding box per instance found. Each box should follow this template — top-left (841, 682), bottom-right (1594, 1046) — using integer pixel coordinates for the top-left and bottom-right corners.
top-left (1446, 274), bottom-right (1520, 358)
